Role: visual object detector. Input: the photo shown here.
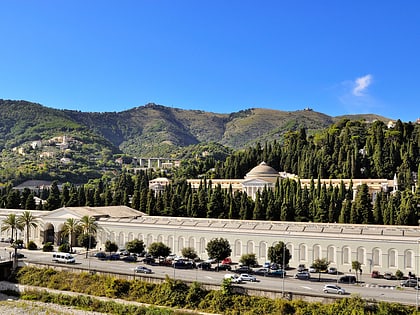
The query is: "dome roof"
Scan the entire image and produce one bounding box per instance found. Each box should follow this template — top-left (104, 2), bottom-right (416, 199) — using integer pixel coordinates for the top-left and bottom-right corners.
top-left (245, 162), bottom-right (279, 178)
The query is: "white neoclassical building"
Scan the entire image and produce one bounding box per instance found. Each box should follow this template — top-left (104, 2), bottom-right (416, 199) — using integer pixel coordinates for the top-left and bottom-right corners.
top-left (1, 206), bottom-right (419, 275)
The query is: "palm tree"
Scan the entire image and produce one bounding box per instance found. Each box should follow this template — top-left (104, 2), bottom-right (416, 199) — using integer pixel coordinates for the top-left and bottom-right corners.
top-left (1, 213), bottom-right (21, 243)
top-left (17, 211), bottom-right (39, 248)
top-left (79, 215), bottom-right (99, 257)
top-left (62, 218), bottom-right (80, 253)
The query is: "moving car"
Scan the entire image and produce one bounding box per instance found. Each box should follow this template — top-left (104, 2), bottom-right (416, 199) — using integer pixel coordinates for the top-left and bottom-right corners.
top-left (239, 273), bottom-right (258, 282)
top-left (323, 284), bottom-right (345, 295)
top-left (134, 266), bottom-right (153, 274)
top-left (401, 279), bottom-right (418, 287)
top-left (294, 271), bottom-right (310, 279)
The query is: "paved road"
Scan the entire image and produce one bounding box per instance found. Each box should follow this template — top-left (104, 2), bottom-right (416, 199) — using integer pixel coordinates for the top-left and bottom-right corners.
top-left (5, 245), bottom-right (420, 307)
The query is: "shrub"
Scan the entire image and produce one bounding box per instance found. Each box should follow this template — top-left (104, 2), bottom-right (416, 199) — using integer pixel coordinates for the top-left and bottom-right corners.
top-left (58, 243), bottom-right (70, 253)
top-left (27, 240), bottom-right (38, 250)
top-left (42, 242), bottom-right (54, 252)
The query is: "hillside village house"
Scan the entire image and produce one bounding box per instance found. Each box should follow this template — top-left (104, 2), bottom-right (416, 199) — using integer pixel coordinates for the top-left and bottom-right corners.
top-left (0, 162), bottom-right (417, 275)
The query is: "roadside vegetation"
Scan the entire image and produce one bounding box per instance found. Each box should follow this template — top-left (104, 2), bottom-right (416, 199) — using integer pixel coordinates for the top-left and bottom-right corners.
top-left (10, 266), bottom-right (417, 314)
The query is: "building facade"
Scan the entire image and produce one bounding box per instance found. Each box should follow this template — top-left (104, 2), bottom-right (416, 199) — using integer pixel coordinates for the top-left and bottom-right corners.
top-left (0, 206), bottom-right (419, 275)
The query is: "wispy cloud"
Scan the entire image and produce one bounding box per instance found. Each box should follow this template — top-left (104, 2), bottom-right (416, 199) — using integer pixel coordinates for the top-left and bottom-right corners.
top-left (353, 74), bottom-right (373, 96)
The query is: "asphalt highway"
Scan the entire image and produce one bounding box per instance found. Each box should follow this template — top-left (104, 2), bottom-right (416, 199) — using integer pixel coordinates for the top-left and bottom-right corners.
top-left (4, 246), bottom-right (420, 307)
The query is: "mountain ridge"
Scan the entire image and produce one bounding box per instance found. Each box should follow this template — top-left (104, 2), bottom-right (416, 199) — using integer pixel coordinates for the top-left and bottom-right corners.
top-left (0, 99), bottom-right (391, 157)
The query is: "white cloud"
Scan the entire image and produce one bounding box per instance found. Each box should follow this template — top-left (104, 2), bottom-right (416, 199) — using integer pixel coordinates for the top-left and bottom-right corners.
top-left (353, 74), bottom-right (373, 96)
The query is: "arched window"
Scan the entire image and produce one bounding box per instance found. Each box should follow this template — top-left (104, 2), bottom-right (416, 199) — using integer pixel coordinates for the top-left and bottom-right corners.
top-left (286, 243), bottom-right (293, 261)
top-left (147, 234), bottom-right (153, 246)
top-left (157, 234), bottom-right (164, 243)
top-left (372, 248), bottom-right (381, 266)
top-left (247, 241), bottom-right (254, 255)
top-left (313, 244), bottom-right (321, 260)
top-left (388, 249), bottom-right (397, 268)
top-left (299, 244), bottom-right (307, 261)
top-left (189, 236), bottom-right (195, 248)
top-left (357, 247), bottom-right (366, 265)
top-left (179, 237), bottom-right (185, 251)
top-left (327, 246), bottom-right (336, 263)
top-left (118, 232), bottom-right (124, 246)
top-left (110, 232), bottom-right (116, 242)
top-left (199, 238), bottom-right (206, 255)
top-left (259, 242), bottom-right (267, 259)
top-left (235, 240), bottom-right (242, 257)
top-left (128, 232), bottom-right (134, 242)
top-left (343, 247), bottom-right (351, 264)
top-left (405, 250), bottom-right (414, 269)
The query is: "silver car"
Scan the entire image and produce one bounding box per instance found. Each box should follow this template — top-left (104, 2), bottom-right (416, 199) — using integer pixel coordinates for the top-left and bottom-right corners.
top-left (323, 284), bottom-right (345, 295)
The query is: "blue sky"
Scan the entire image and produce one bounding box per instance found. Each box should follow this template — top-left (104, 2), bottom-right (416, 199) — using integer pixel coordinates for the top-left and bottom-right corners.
top-left (0, 1), bottom-right (419, 122)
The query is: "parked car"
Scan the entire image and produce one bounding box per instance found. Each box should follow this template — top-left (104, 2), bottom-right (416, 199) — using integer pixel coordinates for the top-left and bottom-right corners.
top-left (401, 279), bottom-right (418, 287)
top-left (222, 257), bottom-right (232, 265)
top-left (234, 266), bottom-right (253, 274)
top-left (327, 267), bottom-right (338, 274)
top-left (267, 269), bottom-right (286, 277)
top-left (383, 272), bottom-right (396, 280)
top-left (196, 261), bottom-right (212, 270)
top-left (173, 260), bottom-right (194, 269)
top-left (294, 271), bottom-right (310, 280)
top-left (12, 252), bottom-right (25, 259)
top-left (122, 255), bottom-right (137, 262)
top-left (215, 264), bottom-right (232, 271)
top-left (254, 268), bottom-right (270, 276)
top-left (297, 264), bottom-right (306, 272)
top-left (94, 252), bottom-right (107, 260)
top-left (371, 270), bottom-right (381, 278)
top-left (323, 284), bottom-right (345, 295)
top-left (142, 257), bottom-right (155, 265)
top-left (239, 273), bottom-right (258, 282)
top-left (134, 266), bottom-right (153, 274)
top-left (339, 275), bottom-right (356, 284)
top-left (107, 253), bottom-right (120, 260)
top-left (308, 265), bottom-right (317, 273)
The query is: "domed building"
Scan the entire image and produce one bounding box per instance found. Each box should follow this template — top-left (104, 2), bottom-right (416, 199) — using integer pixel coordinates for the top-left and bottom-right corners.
top-left (242, 162), bottom-right (281, 199)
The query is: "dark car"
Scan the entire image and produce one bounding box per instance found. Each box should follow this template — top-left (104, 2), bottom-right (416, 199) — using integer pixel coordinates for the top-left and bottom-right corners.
top-left (215, 264), bottom-right (232, 272)
top-left (339, 275), bottom-right (356, 284)
top-left (122, 255), bottom-right (137, 262)
top-left (196, 262), bottom-right (212, 270)
top-left (268, 269), bottom-right (286, 277)
top-left (174, 260), bottom-right (194, 269)
top-left (234, 266), bottom-right (253, 274)
top-left (142, 257), bottom-right (155, 265)
top-left (107, 253), bottom-right (121, 260)
top-left (254, 268), bottom-right (270, 276)
top-left (12, 252), bottom-right (25, 259)
top-left (134, 266), bottom-right (153, 274)
top-left (94, 252), bottom-right (107, 260)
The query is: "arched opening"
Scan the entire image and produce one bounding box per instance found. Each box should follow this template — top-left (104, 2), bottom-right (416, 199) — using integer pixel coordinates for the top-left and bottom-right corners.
top-left (43, 223), bottom-right (55, 244)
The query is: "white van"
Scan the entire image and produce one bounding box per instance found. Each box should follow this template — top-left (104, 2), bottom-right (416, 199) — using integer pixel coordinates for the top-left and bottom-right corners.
top-left (52, 252), bottom-right (76, 264)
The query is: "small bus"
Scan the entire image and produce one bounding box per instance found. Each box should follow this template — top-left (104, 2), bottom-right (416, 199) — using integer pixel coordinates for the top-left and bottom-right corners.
top-left (52, 252), bottom-right (76, 264)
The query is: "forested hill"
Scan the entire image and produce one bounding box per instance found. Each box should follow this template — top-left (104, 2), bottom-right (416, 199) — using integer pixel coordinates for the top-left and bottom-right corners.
top-left (0, 99), bottom-right (390, 157)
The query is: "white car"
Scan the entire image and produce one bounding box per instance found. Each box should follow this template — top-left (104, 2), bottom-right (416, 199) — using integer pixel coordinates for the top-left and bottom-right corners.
top-left (308, 265), bottom-right (317, 273)
top-left (323, 284), bottom-right (345, 295)
top-left (224, 274), bottom-right (242, 283)
top-left (239, 273), bottom-right (258, 282)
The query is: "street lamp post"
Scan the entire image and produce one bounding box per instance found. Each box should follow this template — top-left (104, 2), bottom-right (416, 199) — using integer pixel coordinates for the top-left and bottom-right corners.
top-left (416, 239), bottom-right (419, 310)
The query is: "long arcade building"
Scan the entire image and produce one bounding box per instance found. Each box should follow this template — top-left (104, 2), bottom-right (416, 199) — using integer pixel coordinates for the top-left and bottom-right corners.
top-left (0, 206), bottom-right (419, 276)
